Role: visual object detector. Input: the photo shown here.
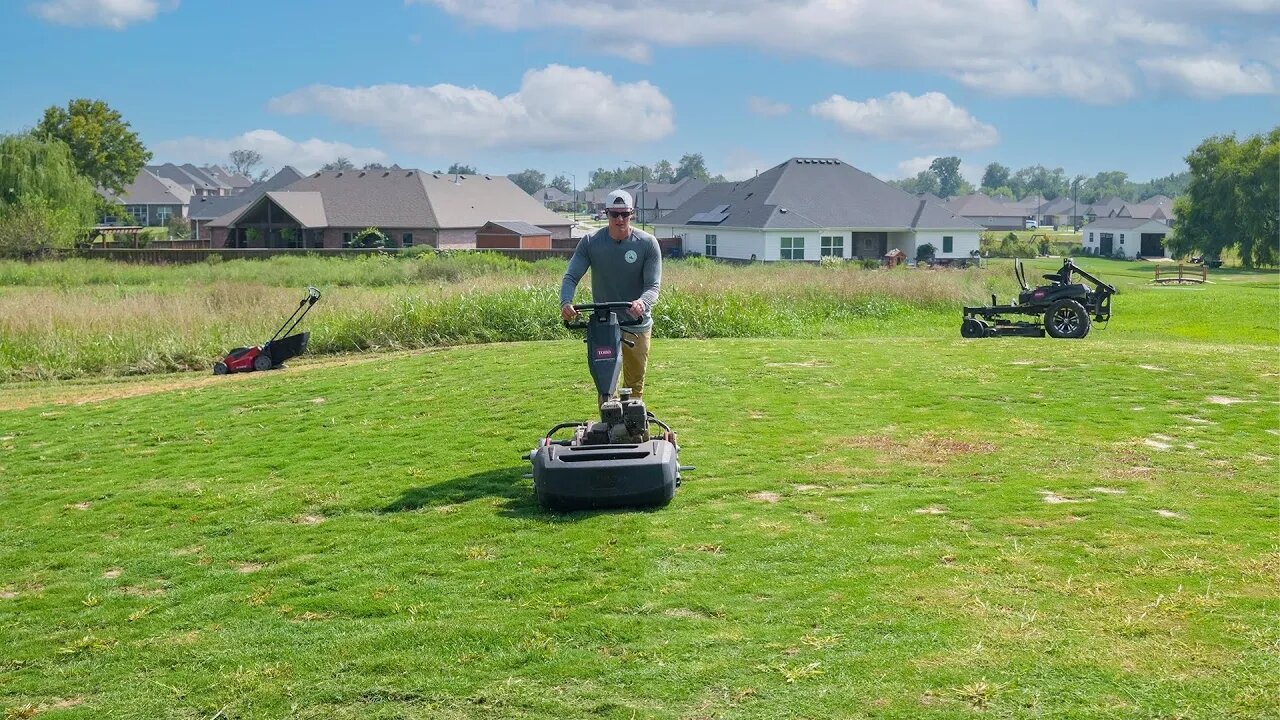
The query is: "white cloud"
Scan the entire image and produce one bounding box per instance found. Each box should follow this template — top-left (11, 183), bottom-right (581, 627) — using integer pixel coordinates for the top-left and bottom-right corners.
top-left (895, 156), bottom-right (938, 180)
top-left (29, 0), bottom-right (175, 29)
top-left (811, 91), bottom-right (999, 150)
top-left (747, 96), bottom-right (790, 117)
top-left (152, 130), bottom-right (389, 174)
top-left (411, 0), bottom-right (1280, 101)
top-left (1139, 55), bottom-right (1275, 97)
top-left (267, 65), bottom-right (674, 154)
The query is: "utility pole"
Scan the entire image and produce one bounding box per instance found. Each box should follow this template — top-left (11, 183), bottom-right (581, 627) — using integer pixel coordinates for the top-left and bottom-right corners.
top-left (562, 170), bottom-right (576, 221)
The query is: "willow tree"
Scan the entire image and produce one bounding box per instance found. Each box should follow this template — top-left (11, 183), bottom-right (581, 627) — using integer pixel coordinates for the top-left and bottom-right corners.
top-left (0, 133), bottom-right (100, 256)
top-left (1169, 128), bottom-right (1279, 268)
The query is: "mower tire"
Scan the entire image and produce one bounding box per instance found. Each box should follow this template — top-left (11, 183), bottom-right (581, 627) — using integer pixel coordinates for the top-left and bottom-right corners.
top-left (1045, 299), bottom-right (1090, 339)
top-left (253, 353), bottom-right (273, 372)
top-left (213, 361), bottom-right (228, 375)
top-left (960, 317), bottom-right (988, 338)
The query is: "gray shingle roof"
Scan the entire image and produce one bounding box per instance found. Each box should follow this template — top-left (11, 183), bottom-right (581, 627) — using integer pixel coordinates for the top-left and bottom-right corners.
top-left (482, 221), bottom-right (550, 235)
top-left (1080, 217), bottom-right (1169, 231)
top-left (192, 167), bottom-right (305, 221)
top-left (266, 192), bottom-right (327, 228)
top-left (661, 158), bottom-right (980, 230)
top-left (100, 169), bottom-right (189, 206)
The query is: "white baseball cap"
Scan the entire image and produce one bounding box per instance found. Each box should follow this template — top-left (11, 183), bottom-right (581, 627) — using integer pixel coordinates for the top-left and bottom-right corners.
top-left (605, 189), bottom-right (634, 211)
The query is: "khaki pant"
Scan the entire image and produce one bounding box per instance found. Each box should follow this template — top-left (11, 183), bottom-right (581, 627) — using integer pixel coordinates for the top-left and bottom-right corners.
top-left (620, 330), bottom-right (651, 399)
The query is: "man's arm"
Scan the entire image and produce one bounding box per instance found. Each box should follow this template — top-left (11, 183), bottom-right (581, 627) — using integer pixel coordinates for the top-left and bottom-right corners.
top-left (560, 236), bottom-right (591, 319)
top-left (637, 238), bottom-right (662, 312)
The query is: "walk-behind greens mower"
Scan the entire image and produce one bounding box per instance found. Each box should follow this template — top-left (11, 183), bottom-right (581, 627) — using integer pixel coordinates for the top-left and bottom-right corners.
top-left (526, 302), bottom-right (691, 511)
top-left (962, 258), bottom-right (1116, 339)
top-left (214, 286), bottom-right (321, 374)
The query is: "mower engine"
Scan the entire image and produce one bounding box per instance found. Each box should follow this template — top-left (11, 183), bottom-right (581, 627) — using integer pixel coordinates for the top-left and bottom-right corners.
top-left (577, 393), bottom-right (651, 446)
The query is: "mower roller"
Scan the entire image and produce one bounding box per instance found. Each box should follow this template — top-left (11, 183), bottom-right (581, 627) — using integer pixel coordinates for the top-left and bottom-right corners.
top-left (214, 286), bottom-right (321, 374)
top-left (525, 302), bottom-right (691, 511)
top-left (962, 258), bottom-right (1115, 339)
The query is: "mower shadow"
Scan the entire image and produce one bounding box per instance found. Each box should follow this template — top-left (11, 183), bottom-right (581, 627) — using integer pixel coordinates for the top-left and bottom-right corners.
top-left (381, 466), bottom-right (646, 522)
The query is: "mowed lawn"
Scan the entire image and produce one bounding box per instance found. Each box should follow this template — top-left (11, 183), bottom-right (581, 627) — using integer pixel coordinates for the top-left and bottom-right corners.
top-left (1, 325), bottom-right (1276, 716)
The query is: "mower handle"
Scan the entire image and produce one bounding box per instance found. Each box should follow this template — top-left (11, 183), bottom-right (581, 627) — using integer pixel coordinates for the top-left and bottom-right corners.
top-left (564, 301), bottom-right (646, 329)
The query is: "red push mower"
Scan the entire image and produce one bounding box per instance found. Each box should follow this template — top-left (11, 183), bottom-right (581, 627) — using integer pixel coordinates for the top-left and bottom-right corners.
top-left (213, 286), bottom-right (321, 375)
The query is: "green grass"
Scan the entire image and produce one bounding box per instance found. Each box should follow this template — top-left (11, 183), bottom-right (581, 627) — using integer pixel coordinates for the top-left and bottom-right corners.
top-left (0, 256), bottom-right (1276, 382)
top-left (1, 328), bottom-right (1277, 717)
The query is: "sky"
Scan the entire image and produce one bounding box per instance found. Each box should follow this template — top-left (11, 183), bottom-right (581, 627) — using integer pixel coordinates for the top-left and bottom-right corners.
top-left (1, 0), bottom-right (1276, 189)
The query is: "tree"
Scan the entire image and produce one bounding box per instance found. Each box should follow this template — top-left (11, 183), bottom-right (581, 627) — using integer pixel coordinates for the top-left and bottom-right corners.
top-left (981, 162), bottom-right (1010, 191)
top-left (675, 153), bottom-right (710, 181)
top-left (321, 157), bottom-right (355, 171)
top-left (929, 156), bottom-right (965, 198)
top-left (1011, 164), bottom-right (1068, 201)
top-left (35, 98), bottom-right (151, 196)
top-left (228, 149), bottom-right (263, 177)
top-left (890, 170), bottom-right (940, 195)
top-left (447, 163), bottom-right (476, 175)
top-left (1081, 170), bottom-right (1132, 204)
top-left (652, 160), bottom-right (675, 183)
top-left (363, 162), bottom-right (387, 170)
top-left (586, 166), bottom-right (646, 190)
top-left (507, 169), bottom-right (546, 195)
top-left (1168, 128), bottom-right (1279, 268)
top-left (0, 133), bottom-right (99, 256)
top-left (549, 174), bottom-right (572, 194)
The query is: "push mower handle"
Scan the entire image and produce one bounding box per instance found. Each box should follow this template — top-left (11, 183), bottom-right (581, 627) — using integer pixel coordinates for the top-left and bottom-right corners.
top-left (564, 301), bottom-right (644, 329)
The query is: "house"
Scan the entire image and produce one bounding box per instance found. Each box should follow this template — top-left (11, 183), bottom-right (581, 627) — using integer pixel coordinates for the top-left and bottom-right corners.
top-left (476, 221), bottom-right (551, 249)
top-left (1111, 203), bottom-right (1173, 222)
top-left (147, 163), bottom-right (231, 197)
top-left (655, 158), bottom-right (982, 262)
top-left (616, 177), bottom-right (707, 224)
top-left (201, 165), bottom-right (254, 194)
top-left (97, 168), bottom-right (191, 227)
top-left (945, 193), bottom-right (1030, 230)
top-left (531, 186), bottom-right (572, 209)
top-left (1080, 217), bottom-right (1169, 259)
top-left (187, 167), bottom-right (306, 246)
top-left (206, 169), bottom-right (572, 249)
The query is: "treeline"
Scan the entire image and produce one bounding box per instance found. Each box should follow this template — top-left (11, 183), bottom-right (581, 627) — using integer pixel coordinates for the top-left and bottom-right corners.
top-left (889, 156), bottom-right (1191, 204)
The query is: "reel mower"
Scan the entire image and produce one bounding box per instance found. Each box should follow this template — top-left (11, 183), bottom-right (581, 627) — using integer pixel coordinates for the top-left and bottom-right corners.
top-left (214, 286), bottom-right (321, 374)
top-left (962, 258), bottom-right (1115, 339)
top-left (526, 302), bottom-right (691, 511)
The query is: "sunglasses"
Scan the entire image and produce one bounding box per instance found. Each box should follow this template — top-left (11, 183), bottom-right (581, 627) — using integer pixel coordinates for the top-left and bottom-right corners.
top-left (607, 210), bottom-right (632, 219)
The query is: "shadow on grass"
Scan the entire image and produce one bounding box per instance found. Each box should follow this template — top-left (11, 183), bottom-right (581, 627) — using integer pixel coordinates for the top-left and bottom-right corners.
top-left (382, 466), bottom-right (653, 522)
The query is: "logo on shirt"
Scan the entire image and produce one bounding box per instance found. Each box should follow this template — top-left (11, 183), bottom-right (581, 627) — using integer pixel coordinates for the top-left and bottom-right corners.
top-left (624, 249), bottom-right (638, 264)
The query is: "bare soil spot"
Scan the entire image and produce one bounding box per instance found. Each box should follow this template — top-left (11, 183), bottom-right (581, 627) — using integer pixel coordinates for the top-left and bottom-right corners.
top-left (117, 585), bottom-right (166, 597)
top-left (748, 491), bottom-right (781, 503)
top-left (1090, 487), bottom-right (1127, 495)
top-left (1206, 396), bottom-right (1245, 405)
top-left (839, 432), bottom-right (995, 466)
top-left (914, 506), bottom-right (948, 515)
top-left (292, 514), bottom-right (325, 525)
top-left (792, 484), bottom-right (825, 493)
top-left (1154, 509), bottom-right (1185, 519)
top-left (66, 501), bottom-right (92, 511)
top-left (103, 568), bottom-right (123, 579)
top-left (764, 360), bottom-right (830, 368)
top-left (1040, 491), bottom-right (1089, 504)
top-left (663, 607), bottom-right (712, 620)
top-left (1138, 364), bottom-right (1168, 372)
top-left (0, 590), bottom-right (17, 599)
top-left (237, 562), bottom-right (265, 574)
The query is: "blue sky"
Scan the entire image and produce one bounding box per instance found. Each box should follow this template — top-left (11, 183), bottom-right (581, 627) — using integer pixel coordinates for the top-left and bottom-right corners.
top-left (1, 0), bottom-right (1276, 188)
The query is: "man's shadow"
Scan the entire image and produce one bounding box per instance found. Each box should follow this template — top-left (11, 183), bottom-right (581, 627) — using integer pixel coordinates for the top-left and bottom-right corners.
top-left (382, 466), bottom-right (640, 521)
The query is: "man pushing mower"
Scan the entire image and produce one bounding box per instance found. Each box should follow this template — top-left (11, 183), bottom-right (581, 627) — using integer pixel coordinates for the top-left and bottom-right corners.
top-left (560, 189), bottom-right (663, 401)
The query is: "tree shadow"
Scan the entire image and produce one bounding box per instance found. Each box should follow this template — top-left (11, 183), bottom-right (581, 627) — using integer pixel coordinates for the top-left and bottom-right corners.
top-left (381, 466), bottom-right (648, 522)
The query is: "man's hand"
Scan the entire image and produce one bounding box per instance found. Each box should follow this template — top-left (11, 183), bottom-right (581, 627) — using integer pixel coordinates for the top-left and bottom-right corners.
top-left (561, 303), bottom-right (579, 323)
top-left (628, 299), bottom-right (646, 318)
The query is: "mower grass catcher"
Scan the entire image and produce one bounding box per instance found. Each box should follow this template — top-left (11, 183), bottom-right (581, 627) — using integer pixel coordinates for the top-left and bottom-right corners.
top-left (526, 302), bottom-right (691, 511)
top-left (214, 286), bottom-right (321, 374)
top-left (962, 258), bottom-right (1115, 339)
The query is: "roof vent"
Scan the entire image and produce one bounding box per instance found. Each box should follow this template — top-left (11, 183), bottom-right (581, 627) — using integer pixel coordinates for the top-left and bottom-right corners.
top-left (335, 172), bottom-right (343, 177)
top-left (779, 208), bottom-right (788, 213)
top-left (484, 175), bottom-right (491, 180)
top-left (432, 174), bottom-right (439, 179)
top-left (383, 171), bottom-right (390, 177)
top-left (359, 171), bottom-right (366, 177)
top-left (407, 171), bottom-right (414, 177)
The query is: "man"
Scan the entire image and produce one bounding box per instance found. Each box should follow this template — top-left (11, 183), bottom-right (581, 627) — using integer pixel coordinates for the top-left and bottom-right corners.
top-left (560, 189), bottom-right (662, 400)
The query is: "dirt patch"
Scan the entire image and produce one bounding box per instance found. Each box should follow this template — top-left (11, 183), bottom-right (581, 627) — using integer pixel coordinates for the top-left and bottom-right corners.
top-left (66, 502), bottom-right (92, 511)
top-left (103, 568), bottom-right (123, 579)
top-left (1090, 487), bottom-right (1127, 495)
top-left (236, 562), bottom-right (266, 574)
top-left (1205, 396), bottom-right (1246, 405)
top-left (764, 360), bottom-right (830, 368)
top-left (1040, 491), bottom-right (1089, 504)
top-left (748, 491), bottom-right (781, 503)
top-left (292, 514), bottom-right (325, 525)
top-left (839, 433), bottom-right (996, 466)
top-left (1153, 509), bottom-right (1185, 519)
top-left (914, 506), bottom-right (948, 515)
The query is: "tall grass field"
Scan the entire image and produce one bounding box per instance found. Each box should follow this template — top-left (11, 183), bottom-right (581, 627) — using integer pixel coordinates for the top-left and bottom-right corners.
top-left (1, 254), bottom-right (1277, 718)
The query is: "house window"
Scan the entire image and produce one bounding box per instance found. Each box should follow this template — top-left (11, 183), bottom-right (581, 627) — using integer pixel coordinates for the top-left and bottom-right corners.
top-left (1089, 232), bottom-right (1094, 242)
top-left (402, 233), bottom-right (413, 247)
top-left (781, 237), bottom-right (804, 260)
top-left (1120, 233), bottom-right (1125, 245)
top-left (820, 235), bottom-right (843, 257)
top-left (942, 236), bottom-right (953, 253)
top-left (155, 207), bottom-right (172, 226)
top-left (704, 234), bottom-right (717, 257)
top-left (342, 232), bottom-right (353, 248)
top-left (125, 205), bottom-right (147, 225)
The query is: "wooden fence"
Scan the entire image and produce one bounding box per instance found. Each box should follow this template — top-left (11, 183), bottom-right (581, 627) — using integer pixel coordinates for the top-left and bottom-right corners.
top-left (1153, 264), bottom-right (1208, 284)
top-left (76, 247), bottom-right (576, 264)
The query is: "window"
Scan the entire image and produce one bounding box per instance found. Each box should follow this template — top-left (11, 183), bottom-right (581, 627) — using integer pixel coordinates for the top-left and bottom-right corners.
top-left (402, 233), bottom-right (413, 247)
top-left (1089, 232), bottom-right (1094, 242)
top-left (704, 234), bottom-right (717, 257)
top-left (342, 232), bottom-right (353, 248)
top-left (155, 207), bottom-right (172, 226)
top-left (781, 237), bottom-right (804, 260)
top-left (942, 236), bottom-right (953, 253)
top-left (820, 235), bottom-right (844, 258)
top-left (125, 205), bottom-right (147, 225)
top-left (1120, 233), bottom-right (1125, 245)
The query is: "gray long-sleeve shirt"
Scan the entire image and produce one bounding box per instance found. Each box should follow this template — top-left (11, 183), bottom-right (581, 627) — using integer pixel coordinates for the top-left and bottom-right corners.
top-left (559, 227), bottom-right (662, 332)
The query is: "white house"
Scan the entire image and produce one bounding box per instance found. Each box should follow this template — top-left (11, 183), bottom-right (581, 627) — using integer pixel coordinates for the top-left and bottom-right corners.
top-left (1080, 217), bottom-right (1170, 259)
top-left (654, 158), bottom-right (982, 263)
